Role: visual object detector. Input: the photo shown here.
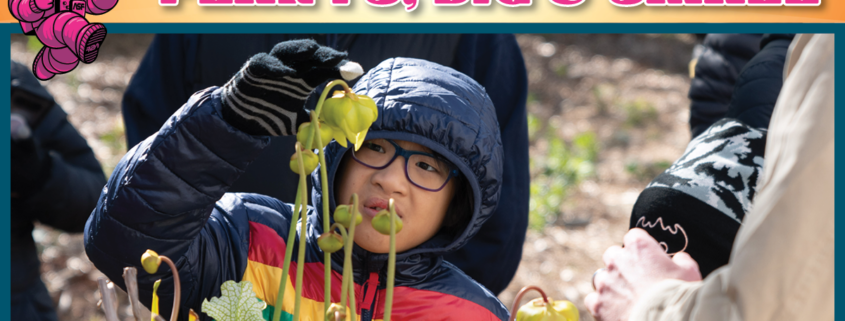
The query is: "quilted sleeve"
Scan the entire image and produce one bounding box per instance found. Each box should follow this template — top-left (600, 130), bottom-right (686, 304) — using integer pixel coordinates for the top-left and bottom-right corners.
top-left (84, 87), bottom-right (273, 319)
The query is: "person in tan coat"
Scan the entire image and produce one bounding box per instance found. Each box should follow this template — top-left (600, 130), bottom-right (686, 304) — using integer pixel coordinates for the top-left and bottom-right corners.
top-left (585, 33), bottom-right (834, 321)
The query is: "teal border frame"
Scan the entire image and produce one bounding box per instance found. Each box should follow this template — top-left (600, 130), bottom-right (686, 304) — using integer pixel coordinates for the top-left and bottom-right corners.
top-left (2, 23), bottom-right (842, 321)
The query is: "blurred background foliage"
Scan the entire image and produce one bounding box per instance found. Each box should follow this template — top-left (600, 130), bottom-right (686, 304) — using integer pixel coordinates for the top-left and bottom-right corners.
top-left (528, 113), bottom-right (598, 231)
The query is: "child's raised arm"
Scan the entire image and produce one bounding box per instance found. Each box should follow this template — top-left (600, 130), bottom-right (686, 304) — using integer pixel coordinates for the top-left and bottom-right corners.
top-left (84, 87), bottom-right (274, 319)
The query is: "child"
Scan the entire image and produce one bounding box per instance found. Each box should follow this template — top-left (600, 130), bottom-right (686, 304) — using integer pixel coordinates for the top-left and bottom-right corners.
top-left (85, 40), bottom-right (509, 321)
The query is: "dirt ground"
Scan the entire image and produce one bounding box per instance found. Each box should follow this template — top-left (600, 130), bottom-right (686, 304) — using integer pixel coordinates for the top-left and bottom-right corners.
top-left (499, 34), bottom-right (693, 320)
top-left (10, 33), bottom-right (695, 321)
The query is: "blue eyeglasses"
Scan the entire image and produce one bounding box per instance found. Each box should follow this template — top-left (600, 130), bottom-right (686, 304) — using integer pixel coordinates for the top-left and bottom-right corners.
top-left (351, 139), bottom-right (459, 192)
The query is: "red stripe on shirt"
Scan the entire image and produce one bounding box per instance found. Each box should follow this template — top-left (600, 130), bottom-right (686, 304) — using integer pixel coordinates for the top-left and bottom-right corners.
top-left (248, 221), bottom-right (347, 303)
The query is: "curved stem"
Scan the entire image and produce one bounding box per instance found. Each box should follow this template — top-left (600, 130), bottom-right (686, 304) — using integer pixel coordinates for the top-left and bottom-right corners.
top-left (312, 79), bottom-right (352, 119)
top-left (331, 223), bottom-right (348, 239)
top-left (158, 256), bottom-right (180, 321)
top-left (310, 80), bottom-right (351, 320)
top-left (309, 82), bottom-right (348, 320)
top-left (507, 285), bottom-right (550, 321)
top-left (273, 145), bottom-right (307, 321)
top-left (384, 199), bottom-right (397, 321)
top-left (293, 146), bottom-right (310, 321)
top-left (304, 79), bottom-right (348, 151)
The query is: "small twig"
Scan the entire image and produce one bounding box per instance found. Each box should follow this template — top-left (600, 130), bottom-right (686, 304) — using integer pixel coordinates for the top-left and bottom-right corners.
top-left (159, 256), bottom-right (181, 321)
top-left (123, 267), bottom-right (145, 321)
top-left (508, 285), bottom-right (550, 321)
top-left (97, 278), bottom-right (120, 321)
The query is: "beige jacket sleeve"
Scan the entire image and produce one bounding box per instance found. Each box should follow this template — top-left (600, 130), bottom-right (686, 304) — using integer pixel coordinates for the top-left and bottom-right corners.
top-left (628, 34), bottom-right (835, 321)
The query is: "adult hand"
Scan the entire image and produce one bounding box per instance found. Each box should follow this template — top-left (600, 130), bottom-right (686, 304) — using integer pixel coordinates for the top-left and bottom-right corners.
top-left (584, 228), bottom-right (702, 321)
top-left (220, 39), bottom-right (364, 137)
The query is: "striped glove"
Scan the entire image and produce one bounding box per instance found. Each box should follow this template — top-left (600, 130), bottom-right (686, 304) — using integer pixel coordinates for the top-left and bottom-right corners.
top-left (220, 39), bottom-right (363, 136)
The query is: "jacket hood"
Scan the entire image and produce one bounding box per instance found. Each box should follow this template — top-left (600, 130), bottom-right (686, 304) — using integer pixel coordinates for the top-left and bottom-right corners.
top-left (311, 57), bottom-right (503, 261)
top-left (11, 61), bottom-right (55, 104)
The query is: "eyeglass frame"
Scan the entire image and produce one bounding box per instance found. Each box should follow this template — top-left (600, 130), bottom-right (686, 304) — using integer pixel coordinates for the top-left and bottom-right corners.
top-left (350, 139), bottom-right (460, 192)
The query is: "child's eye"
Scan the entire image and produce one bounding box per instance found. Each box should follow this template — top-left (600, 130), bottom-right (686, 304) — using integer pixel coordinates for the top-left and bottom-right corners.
top-left (416, 161), bottom-right (439, 173)
top-left (365, 142), bottom-right (386, 153)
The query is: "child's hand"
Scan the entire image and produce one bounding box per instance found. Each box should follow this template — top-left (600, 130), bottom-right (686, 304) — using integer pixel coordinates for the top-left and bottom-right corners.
top-left (220, 39), bottom-right (363, 136)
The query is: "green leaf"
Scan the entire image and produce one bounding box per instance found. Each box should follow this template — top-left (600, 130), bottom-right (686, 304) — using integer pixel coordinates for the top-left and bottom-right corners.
top-left (201, 280), bottom-right (266, 321)
top-left (152, 279), bottom-right (161, 320)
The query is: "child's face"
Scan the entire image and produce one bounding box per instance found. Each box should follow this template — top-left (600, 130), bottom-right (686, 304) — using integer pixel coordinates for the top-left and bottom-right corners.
top-left (337, 140), bottom-right (456, 254)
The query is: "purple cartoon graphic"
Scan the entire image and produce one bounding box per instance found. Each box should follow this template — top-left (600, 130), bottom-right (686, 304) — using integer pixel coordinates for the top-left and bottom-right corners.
top-left (8, 0), bottom-right (117, 80)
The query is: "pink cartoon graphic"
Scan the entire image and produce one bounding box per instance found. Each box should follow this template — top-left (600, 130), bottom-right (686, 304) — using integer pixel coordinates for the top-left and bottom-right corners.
top-left (635, 216), bottom-right (688, 256)
top-left (8, 0), bottom-right (118, 80)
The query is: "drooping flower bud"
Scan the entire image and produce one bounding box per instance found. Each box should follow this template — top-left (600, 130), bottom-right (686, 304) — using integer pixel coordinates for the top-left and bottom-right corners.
top-left (333, 204), bottom-right (362, 229)
top-left (290, 148), bottom-right (319, 174)
top-left (372, 210), bottom-right (403, 235)
top-left (321, 90), bottom-right (378, 150)
top-left (322, 91), bottom-right (352, 128)
top-left (516, 297), bottom-right (579, 321)
top-left (141, 249), bottom-right (161, 274)
top-left (317, 232), bottom-right (344, 253)
top-left (296, 121), bottom-right (334, 150)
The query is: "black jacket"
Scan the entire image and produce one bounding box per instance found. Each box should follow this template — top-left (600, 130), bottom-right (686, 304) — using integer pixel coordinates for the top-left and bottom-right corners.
top-left (11, 61), bottom-right (106, 320)
top-left (688, 34), bottom-right (761, 138)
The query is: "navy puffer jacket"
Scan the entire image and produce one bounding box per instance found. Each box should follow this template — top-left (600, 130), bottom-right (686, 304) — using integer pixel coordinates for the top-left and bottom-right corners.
top-left (85, 58), bottom-right (509, 321)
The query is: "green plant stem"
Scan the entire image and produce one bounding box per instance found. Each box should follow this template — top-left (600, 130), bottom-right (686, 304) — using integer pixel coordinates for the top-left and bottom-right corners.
top-left (306, 80), bottom-right (352, 320)
top-left (330, 224), bottom-right (349, 240)
top-left (339, 194), bottom-right (358, 320)
top-left (293, 147), bottom-right (310, 321)
top-left (384, 199), bottom-right (397, 321)
top-left (273, 182), bottom-right (303, 321)
top-left (324, 247), bottom-right (332, 317)
top-left (333, 224), bottom-right (349, 310)
top-left (314, 116), bottom-right (334, 317)
top-left (328, 221), bottom-right (358, 321)
top-left (346, 195), bottom-right (359, 321)
top-left (347, 269), bottom-right (357, 321)
top-left (273, 144), bottom-right (307, 321)
top-left (312, 80), bottom-right (352, 119)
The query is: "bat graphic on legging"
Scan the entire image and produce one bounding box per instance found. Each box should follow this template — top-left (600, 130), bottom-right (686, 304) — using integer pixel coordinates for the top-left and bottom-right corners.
top-left (635, 216), bottom-right (689, 256)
